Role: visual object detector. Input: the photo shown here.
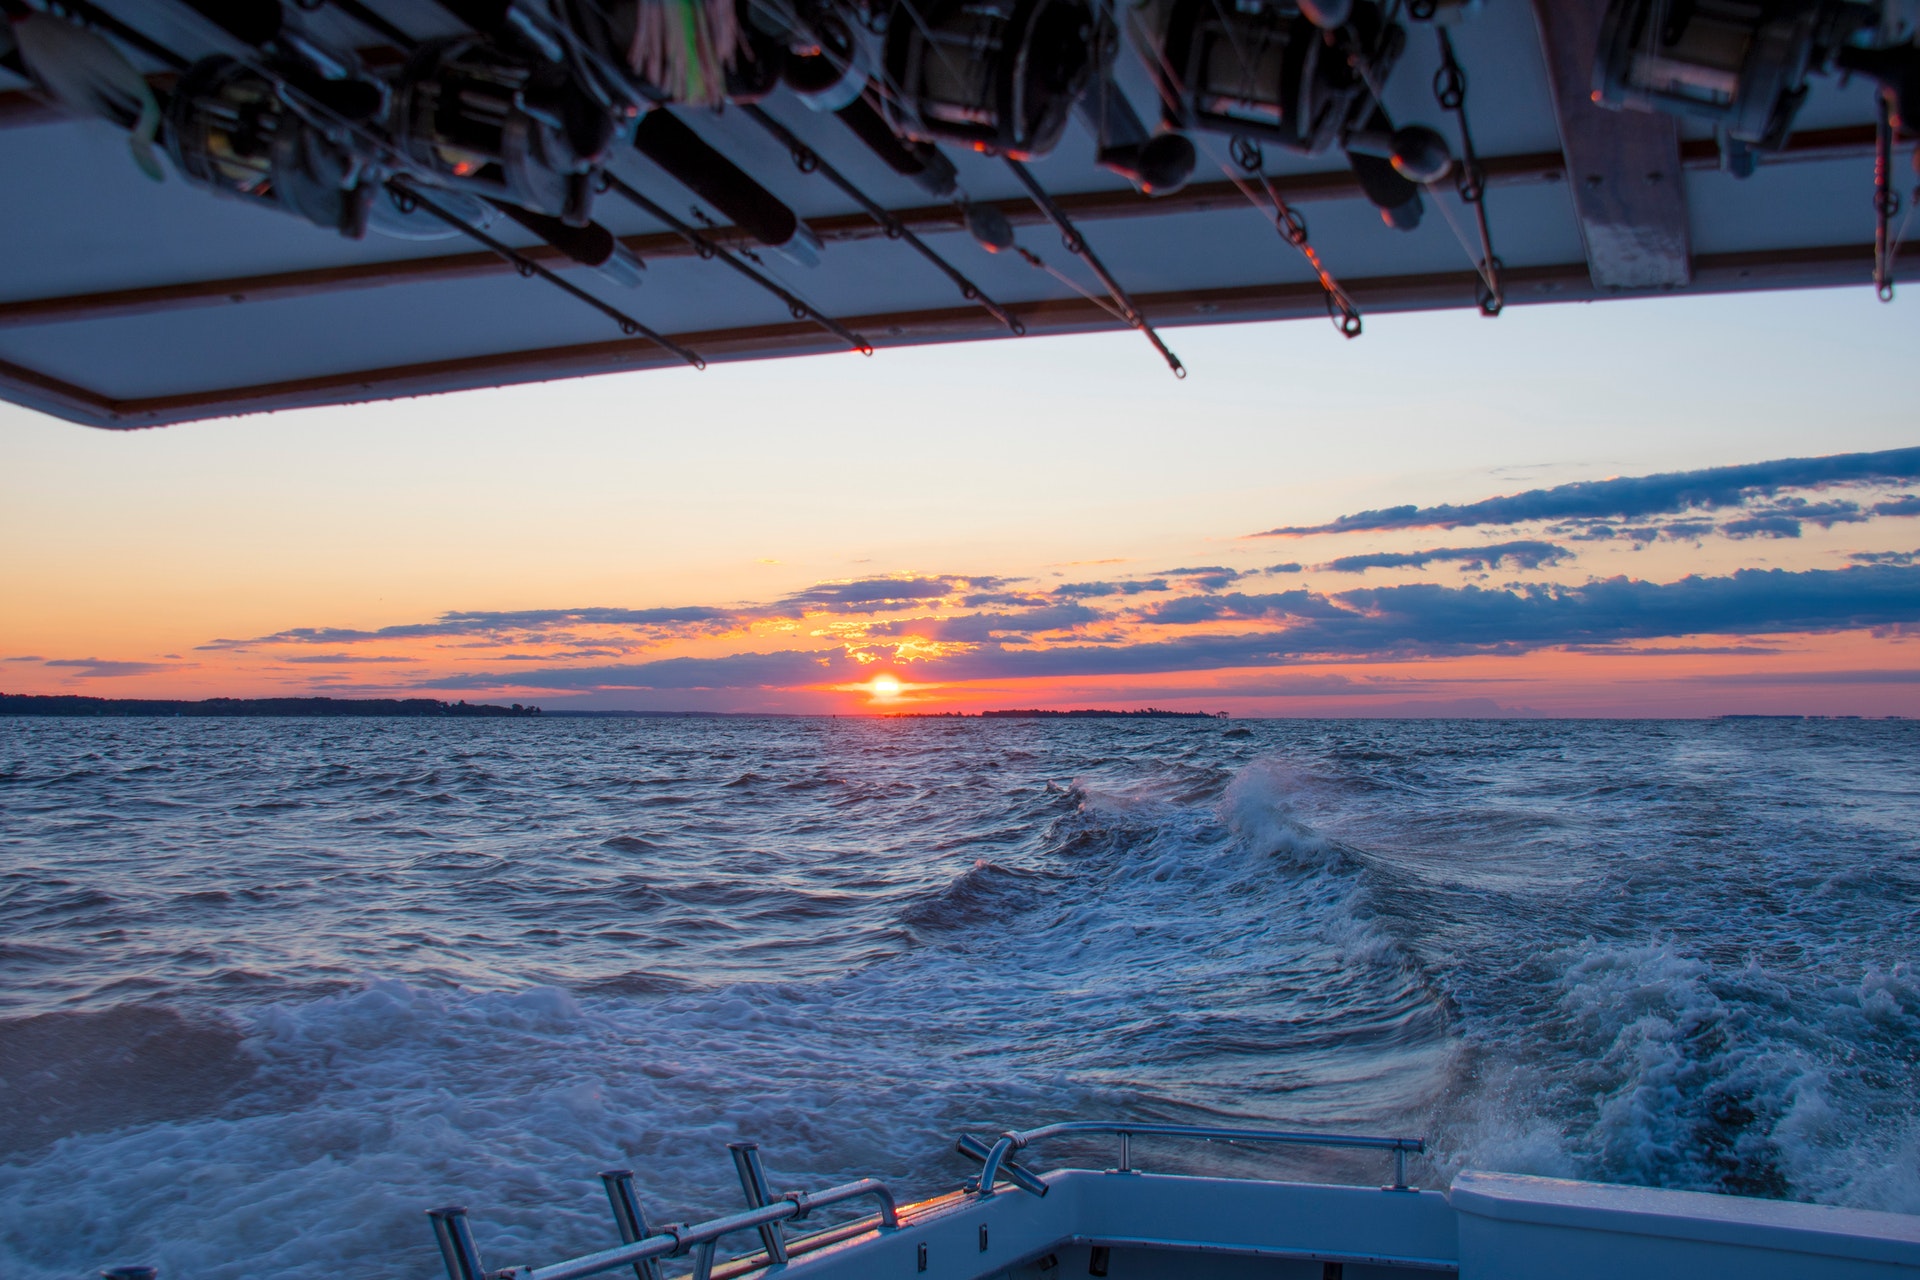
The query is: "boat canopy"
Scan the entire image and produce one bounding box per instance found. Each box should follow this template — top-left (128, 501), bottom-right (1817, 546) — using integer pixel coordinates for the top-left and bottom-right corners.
top-left (0, 0), bottom-right (1912, 427)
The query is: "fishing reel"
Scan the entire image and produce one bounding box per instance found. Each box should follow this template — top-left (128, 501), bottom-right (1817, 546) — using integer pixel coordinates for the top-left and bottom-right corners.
top-left (1157, 0), bottom-right (1405, 154)
top-left (387, 36), bottom-right (616, 224)
top-left (881, 0), bottom-right (1105, 158)
top-left (775, 2), bottom-right (961, 193)
top-left (165, 55), bottom-right (376, 237)
top-left (1595, 0), bottom-right (1920, 163)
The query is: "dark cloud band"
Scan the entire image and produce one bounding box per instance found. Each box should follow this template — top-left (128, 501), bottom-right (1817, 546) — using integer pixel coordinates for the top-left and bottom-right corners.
top-left (420, 564), bottom-right (1920, 693)
top-left (1254, 447), bottom-right (1920, 538)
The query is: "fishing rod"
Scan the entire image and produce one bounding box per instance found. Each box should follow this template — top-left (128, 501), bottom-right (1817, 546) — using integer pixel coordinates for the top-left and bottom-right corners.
top-left (741, 104), bottom-right (1024, 335)
top-left (601, 173), bottom-right (873, 354)
top-left (1120, 5), bottom-right (1366, 337)
top-left (1431, 27), bottom-right (1503, 315)
top-left (392, 180), bottom-right (706, 367)
top-left (1004, 158), bottom-right (1184, 377)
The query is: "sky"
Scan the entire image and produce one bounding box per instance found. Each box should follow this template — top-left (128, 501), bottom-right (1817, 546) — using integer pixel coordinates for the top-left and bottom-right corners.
top-left (3, 284), bottom-right (1918, 717)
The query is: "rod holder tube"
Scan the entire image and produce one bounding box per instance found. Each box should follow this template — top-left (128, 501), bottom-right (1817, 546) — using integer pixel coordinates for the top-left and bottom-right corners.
top-left (512, 1177), bottom-right (896, 1280)
top-left (954, 1135), bottom-right (1050, 1196)
top-left (1118, 1131), bottom-right (1131, 1173)
top-left (1392, 1148), bottom-right (1408, 1191)
top-left (599, 1171), bottom-right (664, 1280)
top-left (428, 1206), bottom-right (488, 1280)
top-left (974, 1136), bottom-right (1019, 1196)
top-left (727, 1142), bottom-right (789, 1264)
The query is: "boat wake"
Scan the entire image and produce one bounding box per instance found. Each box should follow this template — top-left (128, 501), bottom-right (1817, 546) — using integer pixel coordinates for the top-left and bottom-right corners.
top-left (1, 717), bottom-right (1914, 1278)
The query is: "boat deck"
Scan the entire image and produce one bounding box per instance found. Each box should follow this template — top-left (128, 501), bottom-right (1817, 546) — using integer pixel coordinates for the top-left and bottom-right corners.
top-left (409, 1122), bottom-right (1920, 1280)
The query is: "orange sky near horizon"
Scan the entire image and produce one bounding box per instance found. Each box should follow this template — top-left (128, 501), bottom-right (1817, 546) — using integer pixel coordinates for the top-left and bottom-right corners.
top-left (5, 290), bottom-right (1919, 718)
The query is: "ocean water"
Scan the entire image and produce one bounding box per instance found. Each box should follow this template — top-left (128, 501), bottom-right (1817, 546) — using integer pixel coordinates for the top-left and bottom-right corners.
top-left (1, 716), bottom-right (1916, 1278)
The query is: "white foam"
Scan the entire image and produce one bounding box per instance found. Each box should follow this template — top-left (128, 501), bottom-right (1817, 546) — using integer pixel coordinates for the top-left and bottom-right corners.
top-left (0, 752), bottom-right (1451, 1279)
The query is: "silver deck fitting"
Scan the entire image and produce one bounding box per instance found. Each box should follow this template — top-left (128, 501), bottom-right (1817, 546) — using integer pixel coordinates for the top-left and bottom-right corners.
top-left (599, 1170), bottom-right (665, 1280)
top-left (428, 1146), bottom-right (899, 1280)
top-left (728, 1141), bottom-right (789, 1264)
top-left (969, 1121), bottom-right (1426, 1197)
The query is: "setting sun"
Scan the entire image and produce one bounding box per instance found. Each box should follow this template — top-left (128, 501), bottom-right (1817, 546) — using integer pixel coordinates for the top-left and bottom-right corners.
top-left (867, 674), bottom-right (903, 701)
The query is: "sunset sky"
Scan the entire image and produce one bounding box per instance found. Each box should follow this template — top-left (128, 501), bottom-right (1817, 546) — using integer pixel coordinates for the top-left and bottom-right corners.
top-left (4, 284), bottom-right (1918, 717)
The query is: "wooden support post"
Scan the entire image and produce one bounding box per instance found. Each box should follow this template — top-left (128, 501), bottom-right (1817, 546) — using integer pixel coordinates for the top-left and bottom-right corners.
top-left (1531, 0), bottom-right (1693, 289)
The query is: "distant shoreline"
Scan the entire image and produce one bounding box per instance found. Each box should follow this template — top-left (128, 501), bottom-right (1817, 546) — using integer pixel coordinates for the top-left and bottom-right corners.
top-left (0, 694), bottom-right (541, 718)
top-left (2, 696), bottom-right (1903, 721)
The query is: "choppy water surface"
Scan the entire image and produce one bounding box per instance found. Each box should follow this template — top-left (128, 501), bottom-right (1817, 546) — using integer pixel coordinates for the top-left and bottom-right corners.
top-left (1, 716), bottom-right (1916, 1277)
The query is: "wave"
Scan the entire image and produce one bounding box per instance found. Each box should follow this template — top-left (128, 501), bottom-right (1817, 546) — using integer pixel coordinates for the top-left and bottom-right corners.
top-left (3, 716), bottom-right (1913, 1277)
top-left (0, 1005), bottom-right (255, 1158)
top-left (899, 860), bottom-right (1056, 932)
top-left (1429, 942), bottom-right (1920, 1213)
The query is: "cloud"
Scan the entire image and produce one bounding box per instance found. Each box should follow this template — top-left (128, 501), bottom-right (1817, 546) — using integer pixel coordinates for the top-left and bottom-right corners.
top-left (1160, 566), bottom-right (1245, 590)
top-left (1135, 590), bottom-right (1349, 625)
top-left (1718, 498), bottom-right (1872, 539)
top-left (1053, 578), bottom-right (1168, 599)
top-left (424, 648), bottom-right (862, 692)
top-left (1111, 673), bottom-right (1485, 698)
top-left (1254, 447), bottom-right (1920, 537)
top-left (863, 604), bottom-right (1101, 641)
top-left (1874, 495), bottom-right (1920, 517)
top-left (776, 575), bottom-right (1009, 614)
top-left (958, 590), bottom-right (1049, 607)
top-left (1265, 562), bottom-right (1304, 574)
top-left (305, 563), bottom-right (1920, 698)
top-left (1853, 548), bottom-right (1920, 567)
top-left (1693, 668), bottom-right (1920, 685)
top-left (1319, 540), bottom-right (1573, 574)
top-left (1299, 566), bottom-right (1920, 654)
top-left (975, 564), bottom-right (1920, 677)
top-left (202, 605), bottom-right (741, 649)
top-left (42, 658), bottom-right (178, 677)
top-left (1559, 644), bottom-right (1786, 656)
top-left (1721, 515), bottom-right (1806, 539)
top-left (200, 576), bottom-right (1027, 654)
top-left (276, 653), bottom-right (422, 664)
top-left (1760, 498), bottom-right (1872, 527)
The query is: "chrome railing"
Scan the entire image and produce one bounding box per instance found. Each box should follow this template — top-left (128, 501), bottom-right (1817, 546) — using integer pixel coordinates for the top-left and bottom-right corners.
top-left (427, 1144), bottom-right (898, 1280)
top-left (962, 1121), bottom-right (1427, 1197)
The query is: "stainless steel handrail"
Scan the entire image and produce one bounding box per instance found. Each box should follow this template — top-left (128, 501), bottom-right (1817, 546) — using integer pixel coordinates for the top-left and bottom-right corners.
top-left (970, 1121), bottom-right (1427, 1197)
top-left (431, 1177), bottom-right (898, 1280)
